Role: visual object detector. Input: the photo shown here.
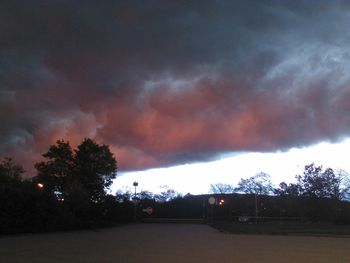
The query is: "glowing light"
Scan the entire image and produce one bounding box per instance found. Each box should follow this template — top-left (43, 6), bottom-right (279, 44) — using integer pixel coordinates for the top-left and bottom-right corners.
top-left (37, 183), bottom-right (44, 188)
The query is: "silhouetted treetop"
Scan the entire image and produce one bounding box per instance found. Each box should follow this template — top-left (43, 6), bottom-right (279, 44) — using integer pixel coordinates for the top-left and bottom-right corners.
top-left (296, 163), bottom-right (350, 200)
top-left (35, 138), bottom-right (117, 203)
top-left (0, 157), bottom-right (24, 182)
top-left (275, 164), bottom-right (350, 201)
top-left (209, 183), bottom-right (234, 194)
top-left (74, 138), bottom-right (117, 201)
top-left (235, 172), bottom-right (273, 195)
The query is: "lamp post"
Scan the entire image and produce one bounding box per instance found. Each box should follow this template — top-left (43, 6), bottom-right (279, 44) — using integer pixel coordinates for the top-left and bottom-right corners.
top-left (133, 182), bottom-right (138, 222)
top-left (133, 181), bottom-right (138, 197)
top-left (208, 196), bottom-right (216, 223)
top-left (254, 193), bottom-right (258, 224)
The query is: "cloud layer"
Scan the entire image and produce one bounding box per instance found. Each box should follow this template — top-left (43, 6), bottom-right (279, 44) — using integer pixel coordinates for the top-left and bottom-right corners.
top-left (1, 0), bottom-right (350, 174)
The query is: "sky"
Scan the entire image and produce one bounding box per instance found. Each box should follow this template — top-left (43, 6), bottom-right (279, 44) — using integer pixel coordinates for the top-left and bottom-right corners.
top-left (112, 138), bottom-right (350, 194)
top-left (1, 1), bottom-right (350, 194)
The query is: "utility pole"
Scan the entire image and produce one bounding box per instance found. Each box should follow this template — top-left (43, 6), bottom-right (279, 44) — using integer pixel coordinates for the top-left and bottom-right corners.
top-left (133, 181), bottom-right (138, 222)
top-left (254, 192), bottom-right (258, 224)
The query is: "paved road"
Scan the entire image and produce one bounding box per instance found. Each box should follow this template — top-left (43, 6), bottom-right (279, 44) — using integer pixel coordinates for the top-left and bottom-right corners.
top-left (0, 223), bottom-right (350, 262)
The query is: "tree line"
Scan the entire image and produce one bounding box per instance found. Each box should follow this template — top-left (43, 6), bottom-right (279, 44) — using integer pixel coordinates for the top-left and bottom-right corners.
top-left (210, 164), bottom-right (350, 201)
top-left (209, 165), bottom-right (350, 223)
top-left (2, 138), bottom-right (350, 234)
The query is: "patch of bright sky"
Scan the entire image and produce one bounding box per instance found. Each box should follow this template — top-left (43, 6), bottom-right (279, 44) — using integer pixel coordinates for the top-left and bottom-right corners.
top-left (111, 138), bottom-right (350, 195)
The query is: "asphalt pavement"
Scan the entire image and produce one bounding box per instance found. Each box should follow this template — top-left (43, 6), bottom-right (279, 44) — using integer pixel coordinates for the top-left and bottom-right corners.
top-left (0, 223), bottom-right (350, 262)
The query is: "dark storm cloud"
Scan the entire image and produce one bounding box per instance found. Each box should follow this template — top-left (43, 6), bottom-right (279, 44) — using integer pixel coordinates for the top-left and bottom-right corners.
top-left (1, 0), bottom-right (350, 173)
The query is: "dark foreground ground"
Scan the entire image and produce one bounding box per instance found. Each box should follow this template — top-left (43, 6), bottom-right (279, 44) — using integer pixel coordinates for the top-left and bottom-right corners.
top-left (1, 223), bottom-right (350, 263)
top-left (212, 221), bottom-right (350, 237)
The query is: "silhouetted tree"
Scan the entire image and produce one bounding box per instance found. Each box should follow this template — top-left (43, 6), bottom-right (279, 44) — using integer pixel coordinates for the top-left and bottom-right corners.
top-left (154, 185), bottom-right (180, 202)
top-left (209, 183), bottom-right (234, 194)
top-left (0, 157), bottom-right (24, 181)
top-left (115, 189), bottom-right (132, 203)
top-left (0, 158), bottom-right (61, 233)
top-left (235, 172), bottom-right (273, 221)
top-left (274, 182), bottom-right (301, 197)
top-left (296, 164), bottom-right (349, 200)
top-left (235, 172), bottom-right (273, 195)
top-left (139, 190), bottom-right (154, 200)
top-left (336, 169), bottom-right (350, 200)
top-left (74, 138), bottom-right (117, 202)
top-left (35, 138), bottom-right (117, 203)
top-left (35, 140), bottom-right (74, 196)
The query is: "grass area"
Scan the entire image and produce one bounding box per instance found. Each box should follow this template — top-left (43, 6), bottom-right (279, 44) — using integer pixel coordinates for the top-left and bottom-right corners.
top-left (211, 221), bottom-right (350, 237)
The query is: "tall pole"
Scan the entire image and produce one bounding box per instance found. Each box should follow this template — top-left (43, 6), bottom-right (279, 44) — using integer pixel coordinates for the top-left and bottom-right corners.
top-left (255, 193), bottom-right (258, 224)
top-left (133, 181), bottom-right (138, 222)
top-left (202, 197), bottom-right (205, 222)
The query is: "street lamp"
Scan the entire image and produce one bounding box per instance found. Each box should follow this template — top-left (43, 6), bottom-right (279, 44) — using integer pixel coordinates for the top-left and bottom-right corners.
top-left (133, 181), bottom-right (138, 198)
top-left (133, 182), bottom-right (138, 222)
